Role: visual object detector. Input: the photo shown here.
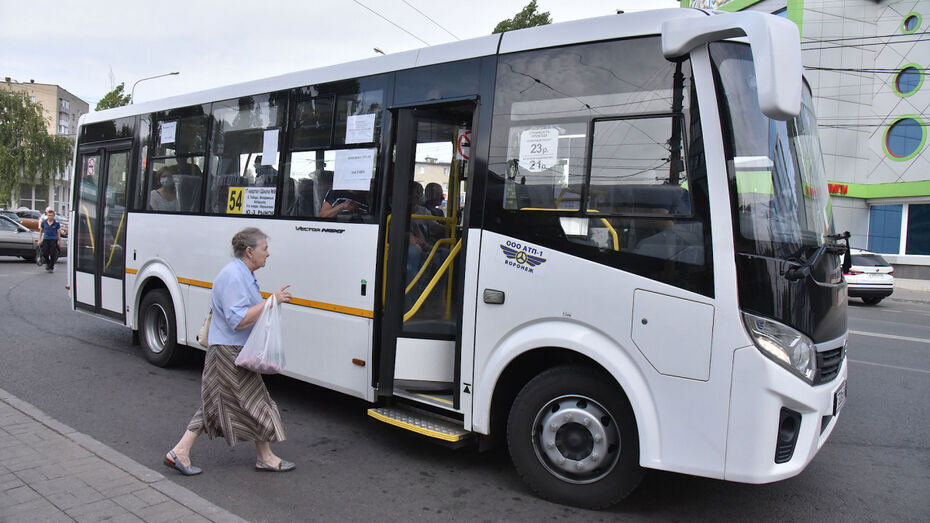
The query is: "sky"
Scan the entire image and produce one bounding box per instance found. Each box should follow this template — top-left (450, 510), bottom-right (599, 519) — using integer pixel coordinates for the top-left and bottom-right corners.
top-left (1, 0), bottom-right (680, 109)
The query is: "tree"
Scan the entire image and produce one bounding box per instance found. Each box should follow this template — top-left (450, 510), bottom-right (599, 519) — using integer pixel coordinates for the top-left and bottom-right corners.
top-left (493, 1), bottom-right (552, 33)
top-left (0, 89), bottom-right (73, 208)
top-left (96, 82), bottom-right (131, 111)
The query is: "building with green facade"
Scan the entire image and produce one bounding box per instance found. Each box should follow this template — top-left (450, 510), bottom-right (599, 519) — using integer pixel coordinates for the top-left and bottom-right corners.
top-left (685, 0), bottom-right (929, 279)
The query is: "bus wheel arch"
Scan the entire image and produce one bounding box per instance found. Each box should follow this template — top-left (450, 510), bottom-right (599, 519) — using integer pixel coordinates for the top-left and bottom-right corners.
top-left (505, 362), bottom-right (644, 509)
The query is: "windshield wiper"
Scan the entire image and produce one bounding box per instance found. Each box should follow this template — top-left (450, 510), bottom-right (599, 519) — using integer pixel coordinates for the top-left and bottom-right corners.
top-left (783, 231), bottom-right (851, 281)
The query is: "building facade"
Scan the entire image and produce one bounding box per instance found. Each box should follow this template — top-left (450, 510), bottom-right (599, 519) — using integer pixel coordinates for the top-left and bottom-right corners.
top-left (686, 0), bottom-right (930, 278)
top-left (2, 79), bottom-right (89, 215)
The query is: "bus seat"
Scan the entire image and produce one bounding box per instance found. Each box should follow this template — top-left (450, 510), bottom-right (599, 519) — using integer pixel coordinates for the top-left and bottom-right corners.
top-left (314, 170), bottom-right (334, 215)
top-left (292, 178), bottom-right (316, 217)
top-left (633, 221), bottom-right (704, 264)
top-left (173, 175), bottom-right (202, 213)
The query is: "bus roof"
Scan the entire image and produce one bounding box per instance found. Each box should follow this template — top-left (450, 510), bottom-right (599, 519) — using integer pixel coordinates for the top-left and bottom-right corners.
top-left (81, 8), bottom-right (706, 126)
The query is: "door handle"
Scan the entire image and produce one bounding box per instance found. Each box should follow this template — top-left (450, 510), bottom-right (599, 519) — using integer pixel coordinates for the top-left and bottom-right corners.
top-left (483, 289), bottom-right (505, 304)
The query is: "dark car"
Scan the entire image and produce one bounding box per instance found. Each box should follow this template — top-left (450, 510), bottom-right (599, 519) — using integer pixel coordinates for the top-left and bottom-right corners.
top-left (0, 210), bottom-right (21, 224)
top-left (0, 215), bottom-right (39, 262)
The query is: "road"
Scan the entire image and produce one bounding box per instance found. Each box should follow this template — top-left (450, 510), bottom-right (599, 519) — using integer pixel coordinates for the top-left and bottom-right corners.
top-left (1, 257), bottom-right (928, 521)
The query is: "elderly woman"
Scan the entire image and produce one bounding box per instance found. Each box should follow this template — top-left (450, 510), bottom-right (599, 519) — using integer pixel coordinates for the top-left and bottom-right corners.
top-left (165, 227), bottom-right (294, 475)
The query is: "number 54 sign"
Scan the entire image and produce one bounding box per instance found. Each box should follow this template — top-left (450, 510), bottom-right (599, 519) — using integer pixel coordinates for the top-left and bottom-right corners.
top-left (227, 187), bottom-right (245, 214)
top-left (227, 186), bottom-right (276, 215)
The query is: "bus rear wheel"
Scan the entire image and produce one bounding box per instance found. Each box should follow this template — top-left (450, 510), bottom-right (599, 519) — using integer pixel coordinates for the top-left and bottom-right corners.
top-left (139, 289), bottom-right (183, 367)
top-left (507, 365), bottom-right (643, 509)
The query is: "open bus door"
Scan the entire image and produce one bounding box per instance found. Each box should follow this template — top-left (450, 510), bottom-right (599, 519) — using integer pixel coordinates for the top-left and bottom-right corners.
top-left (374, 102), bottom-right (475, 426)
top-left (73, 143), bottom-right (131, 322)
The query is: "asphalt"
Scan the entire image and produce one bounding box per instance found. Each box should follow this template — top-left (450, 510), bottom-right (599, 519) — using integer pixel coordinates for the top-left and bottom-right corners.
top-left (1, 278), bottom-right (927, 522)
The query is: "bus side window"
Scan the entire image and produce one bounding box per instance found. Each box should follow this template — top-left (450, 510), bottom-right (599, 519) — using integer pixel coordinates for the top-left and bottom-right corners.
top-left (150, 109), bottom-right (209, 213)
top-left (206, 93), bottom-right (286, 216)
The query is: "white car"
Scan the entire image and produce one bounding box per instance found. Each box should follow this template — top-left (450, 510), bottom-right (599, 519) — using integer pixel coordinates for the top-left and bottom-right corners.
top-left (845, 248), bottom-right (894, 304)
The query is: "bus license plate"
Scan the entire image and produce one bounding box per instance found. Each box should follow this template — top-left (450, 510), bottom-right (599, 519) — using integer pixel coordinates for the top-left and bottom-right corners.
top-left (834, 381), bottom-right (847, 416)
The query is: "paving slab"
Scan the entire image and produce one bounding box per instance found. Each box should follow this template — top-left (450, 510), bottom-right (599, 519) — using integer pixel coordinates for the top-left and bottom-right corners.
top-left (0, 387), bottom-right (247, 523)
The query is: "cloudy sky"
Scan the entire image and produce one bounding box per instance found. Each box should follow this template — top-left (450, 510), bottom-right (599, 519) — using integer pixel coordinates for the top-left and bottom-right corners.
top-left (1, 0), bottom-right (679, 108)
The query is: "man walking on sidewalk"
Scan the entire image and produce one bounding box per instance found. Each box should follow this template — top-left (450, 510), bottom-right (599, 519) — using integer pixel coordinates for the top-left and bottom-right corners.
top-left (39, 207), bottom-right (62, 273)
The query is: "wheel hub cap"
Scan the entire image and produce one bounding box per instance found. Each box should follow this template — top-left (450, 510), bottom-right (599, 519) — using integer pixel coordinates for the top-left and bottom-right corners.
top-left (533, 395), bottom-right (620, 484)
top-left (144, 303), bottom-right (168, 355)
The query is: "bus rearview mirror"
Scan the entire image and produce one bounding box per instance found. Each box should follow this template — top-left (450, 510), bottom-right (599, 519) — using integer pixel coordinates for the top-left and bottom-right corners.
top-left (661, 11), bottom-right (802, 121)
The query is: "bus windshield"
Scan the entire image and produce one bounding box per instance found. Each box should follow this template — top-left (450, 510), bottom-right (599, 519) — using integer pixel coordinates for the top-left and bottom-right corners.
top-left (712, 42), bottom-right (834, 261)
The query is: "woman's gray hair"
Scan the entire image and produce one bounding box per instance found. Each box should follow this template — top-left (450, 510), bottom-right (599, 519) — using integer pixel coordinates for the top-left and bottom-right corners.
top-left (231, 227), bottom-right (267, 258)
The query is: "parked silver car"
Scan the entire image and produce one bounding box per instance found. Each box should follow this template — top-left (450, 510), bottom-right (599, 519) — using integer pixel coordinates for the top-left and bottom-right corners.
top-left (0, 215), bottom-right (39, 262)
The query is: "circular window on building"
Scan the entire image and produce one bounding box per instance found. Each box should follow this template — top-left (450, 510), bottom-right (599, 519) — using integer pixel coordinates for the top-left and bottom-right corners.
top-left (884, 117), bottom-right (926, 161)
top-left (895, 65), bottom-right (924, 96)
top-left (902, 13), bottom-right (921, 33)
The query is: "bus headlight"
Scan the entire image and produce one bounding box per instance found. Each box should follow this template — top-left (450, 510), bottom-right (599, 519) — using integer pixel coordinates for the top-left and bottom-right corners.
top-left (742, 312), bottom-right (816, 383)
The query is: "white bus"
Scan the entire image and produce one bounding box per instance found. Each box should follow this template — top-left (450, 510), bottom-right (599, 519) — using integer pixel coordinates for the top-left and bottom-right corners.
top-left (69, 8), bottom-right (849, 508)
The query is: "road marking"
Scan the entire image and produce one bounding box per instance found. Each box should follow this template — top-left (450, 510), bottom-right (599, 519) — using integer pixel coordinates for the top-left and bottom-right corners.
top-left (849, 330), bottom-right (930, 344)
top-left (849, 358), bottom-right (930, 375)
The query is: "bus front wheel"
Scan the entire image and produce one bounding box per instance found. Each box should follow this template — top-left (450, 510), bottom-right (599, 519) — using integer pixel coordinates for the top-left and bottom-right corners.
top-left (139, 289), bottom-right (182, 367)
top-left (506, 365), bottom-right (643, 509)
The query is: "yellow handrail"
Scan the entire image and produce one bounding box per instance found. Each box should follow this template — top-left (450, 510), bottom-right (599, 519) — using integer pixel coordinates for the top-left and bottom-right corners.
top-left (405, 238), bottom-right (454, 294)
top-left (81, 205), bottom-right (95, 251)
top-left (382, 214), bottom-right (392, 307)
top-left (599, 218), bottom-right (619, 252)
top-left (404, 239), bottom-right (461, 323)
top-left (105, 211), bottom-right (126, 269)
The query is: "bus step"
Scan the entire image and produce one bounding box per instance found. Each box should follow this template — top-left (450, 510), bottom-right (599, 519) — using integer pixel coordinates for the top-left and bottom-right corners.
top-left (367, 406), bottom-right (472, 446)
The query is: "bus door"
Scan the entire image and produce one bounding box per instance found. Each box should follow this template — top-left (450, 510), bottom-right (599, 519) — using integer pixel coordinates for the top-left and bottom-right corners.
top-left (73, 143), bottom-right (131, 321)
top-left (378, 103), bottom-right (475, 407)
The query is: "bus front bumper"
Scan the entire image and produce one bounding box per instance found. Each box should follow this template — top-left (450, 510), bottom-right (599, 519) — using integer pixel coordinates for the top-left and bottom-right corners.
top-left (724, 345), bottom-right (848, 483)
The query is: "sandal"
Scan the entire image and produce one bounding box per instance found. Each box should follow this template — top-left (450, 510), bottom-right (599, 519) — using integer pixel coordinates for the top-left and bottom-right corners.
top-left (255, 459), bottom-right (295, 472)
top-left (164, 450), bottom-right (202, 476)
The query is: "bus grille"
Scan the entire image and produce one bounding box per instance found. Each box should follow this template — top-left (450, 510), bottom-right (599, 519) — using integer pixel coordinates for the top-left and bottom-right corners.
top-left (815, 347), bottom-right (844, 384)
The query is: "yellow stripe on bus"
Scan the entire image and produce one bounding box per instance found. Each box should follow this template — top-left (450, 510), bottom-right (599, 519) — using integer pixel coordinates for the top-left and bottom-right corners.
top-left (183, 280), bottom-right (372, 319)
top-left (125, 268), bottom-right (138, 275)
top-left (290, 297), bottom-right (374, 319)
top-left (177, 277), bottom-right (213, 289)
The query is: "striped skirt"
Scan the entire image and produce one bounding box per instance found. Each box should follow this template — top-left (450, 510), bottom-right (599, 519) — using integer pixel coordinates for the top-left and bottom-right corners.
top-left (186, 344), bottom-right (286, 446)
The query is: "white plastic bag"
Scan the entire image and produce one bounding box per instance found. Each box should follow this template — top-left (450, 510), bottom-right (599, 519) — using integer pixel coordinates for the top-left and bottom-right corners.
top-left (235, 295), bottom-right (285, 374)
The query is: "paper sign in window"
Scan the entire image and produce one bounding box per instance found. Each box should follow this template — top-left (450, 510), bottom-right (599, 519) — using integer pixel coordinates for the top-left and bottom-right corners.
top-left (160, 121), bottom-right (177, 145)
top-left (334, 148), bottom-right (376, 191)
top-left (345, 114), bottom-right (376, 144)
top-left (262, 129), bottom-right (279, 164)
top-left (519, 128), bottom-right (559, 173)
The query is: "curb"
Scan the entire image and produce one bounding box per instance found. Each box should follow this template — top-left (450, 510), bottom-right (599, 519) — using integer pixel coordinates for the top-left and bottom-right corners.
top-left (0, 387), bottom-right (247, 523)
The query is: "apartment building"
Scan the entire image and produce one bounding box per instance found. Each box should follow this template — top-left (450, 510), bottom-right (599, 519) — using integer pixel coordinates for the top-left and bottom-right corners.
top-left (2, 78), bottom-right (89, 215)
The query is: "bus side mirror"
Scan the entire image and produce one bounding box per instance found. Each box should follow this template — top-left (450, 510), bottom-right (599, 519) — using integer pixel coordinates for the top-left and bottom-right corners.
top-left (661, 11), bottom-right (801, 121)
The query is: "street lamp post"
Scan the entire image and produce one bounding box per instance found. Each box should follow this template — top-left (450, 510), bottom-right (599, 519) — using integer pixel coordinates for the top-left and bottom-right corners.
top-left (130, 72), bottom-right (180, 103)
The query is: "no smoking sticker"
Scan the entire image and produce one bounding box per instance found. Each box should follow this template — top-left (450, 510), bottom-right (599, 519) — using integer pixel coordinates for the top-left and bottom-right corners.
top-left (456, 129), bottom-right (471, 161)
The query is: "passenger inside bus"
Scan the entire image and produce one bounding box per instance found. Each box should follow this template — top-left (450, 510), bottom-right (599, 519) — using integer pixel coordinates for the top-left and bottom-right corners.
top-left (253, 155), bottom-right (277, 187)
top-left (148, 166), bottom-right (180, 212)
top-left (424, 182), bottom-right (444, 217)
top-left (319, 188), bottom-right (369, 218)
top-left (289, 178), bottom-right (316, 216)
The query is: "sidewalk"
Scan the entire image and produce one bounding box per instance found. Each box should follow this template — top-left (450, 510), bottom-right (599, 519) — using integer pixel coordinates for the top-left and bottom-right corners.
top-left (889, 278), bottom-right (930, 303)
top-left (0, 388), bottom-right (246, 522)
